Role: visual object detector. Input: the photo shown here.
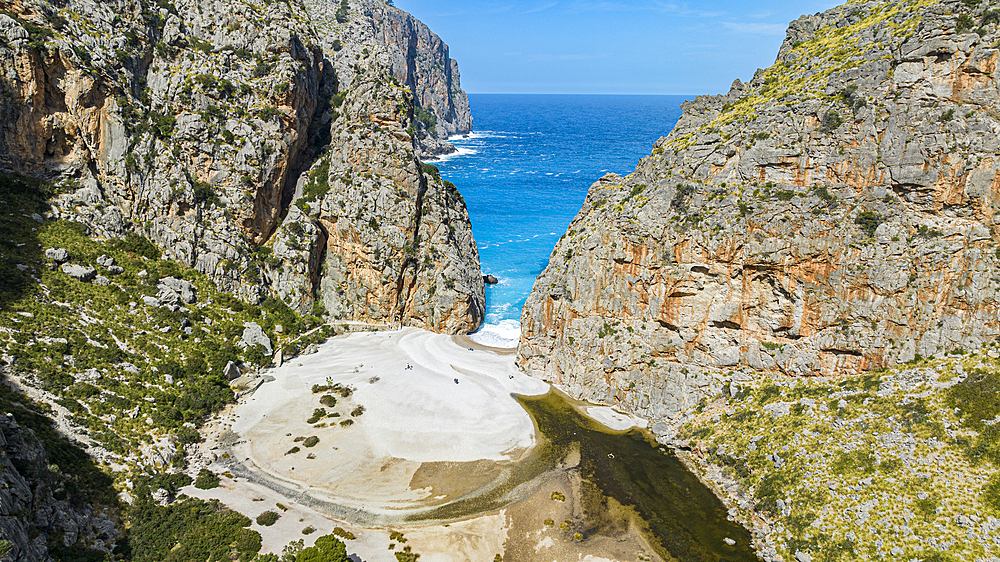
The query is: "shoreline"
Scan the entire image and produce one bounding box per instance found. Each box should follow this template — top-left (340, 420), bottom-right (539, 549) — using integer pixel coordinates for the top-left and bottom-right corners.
top-left (184, 327), bottom-right (670, 561)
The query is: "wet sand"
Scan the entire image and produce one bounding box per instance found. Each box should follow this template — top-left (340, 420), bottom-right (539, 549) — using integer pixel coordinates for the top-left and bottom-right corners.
top-left (185, 328), bottom-right (669, 561)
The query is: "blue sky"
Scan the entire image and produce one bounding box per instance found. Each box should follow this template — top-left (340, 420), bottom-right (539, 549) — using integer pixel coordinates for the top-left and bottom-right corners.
top-left (392, 0), bottom-right (840, 95)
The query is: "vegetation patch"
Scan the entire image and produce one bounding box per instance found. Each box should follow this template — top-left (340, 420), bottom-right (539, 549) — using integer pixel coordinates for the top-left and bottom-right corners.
top-left (128, 482), bottom-right (261, 562)
top-left (679, 347), bottom-right (1000, 561)
top-left (193, 469), bottom-right (220, 490)
top-left (255, 510), bottom-right (279, 526)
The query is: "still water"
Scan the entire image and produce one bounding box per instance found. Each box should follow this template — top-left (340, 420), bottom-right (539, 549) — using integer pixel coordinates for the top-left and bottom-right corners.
top-left (410, 389), bottom-right (754, 561)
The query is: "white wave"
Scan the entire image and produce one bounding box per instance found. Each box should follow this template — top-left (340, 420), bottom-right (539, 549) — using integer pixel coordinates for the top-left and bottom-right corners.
top-left (425, 145), bottom-right (477, 163)
top-left (469, 319), bottom-right (522, 349)
top-left (451, 131), bottom-right (509, 140)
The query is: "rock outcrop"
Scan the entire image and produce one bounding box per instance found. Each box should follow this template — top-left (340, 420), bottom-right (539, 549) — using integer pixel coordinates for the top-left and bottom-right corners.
top-left (0, 0), bottom-right (482, 333)
top-left (304, 0), bottom-right (473, 156)
top-left (302, 51), bottom-right (483, 331)
top-left (0, 0), bottom-right (324, 302)
top-left (0, 399), bottom-right (119, 562)
top-left (520, 0), bottom-right (1000, 421)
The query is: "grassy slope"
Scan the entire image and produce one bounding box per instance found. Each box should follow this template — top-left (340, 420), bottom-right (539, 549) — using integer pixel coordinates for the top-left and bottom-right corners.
top-left (680, 349), bottom-right (1000, 561)
top-left (0, 172), bottom-right (343, 559)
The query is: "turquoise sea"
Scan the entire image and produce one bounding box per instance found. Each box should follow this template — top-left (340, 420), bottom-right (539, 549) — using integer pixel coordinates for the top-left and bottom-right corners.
top-left (431, 94), bottom-right (688, 346)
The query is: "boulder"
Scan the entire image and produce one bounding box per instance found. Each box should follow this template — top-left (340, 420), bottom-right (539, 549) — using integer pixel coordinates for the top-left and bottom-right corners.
top-left (239, 322), bottom-right (272, 355)
top-left (223, 361), bottom-right (242, 381)
top-left (45, 248), bottom-right (69, 262)
top-left (483, 274), bottom-right (499, 284)
top-left (60, 263), bottom-right (96, 282)
top-left (158, 277), bottom-right (197, 304)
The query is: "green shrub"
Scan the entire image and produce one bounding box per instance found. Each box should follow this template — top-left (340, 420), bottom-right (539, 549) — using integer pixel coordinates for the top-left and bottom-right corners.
top-left (243, 343), bottom-right (270, 367)
top-left (191, 180), bottom-right (218, 206)
top-left (303, 156), bottom-right (331, 201)
top-left (421, 162), bottom-right (442, 182)
top-left (983, 474), bottom-right (1000, 513)
top-left (296, 533), bottom-right (347, 562)
top-left (332, 527), bottom-right (355, 540)
top-left (335, 0), bottom-right (349, 23)
top-left (819, 109), bottom-right (842, 133)
top-left (671, 183), bottom-right (695, 211)
top-left (17, 17), bottom-right (55, 50)
top-left (110, 233), bottom-right (160, 259)
top-left (128, 492), bottom-right (260, 562)
top-left (414, 105), bottom-right (436, 134)
top-left (320, 395), bottom-right (337, 408)
top-left (303, 436), bottom-right (319, 448)
top-left (854, 211), bottom-right (883, 237)
top-left (307, 408), bottom-right (327, 424)
top-left (255, 510), bottom-right (279, 526)
top-left (257, 106), bottom-right (281, 120)
top-left (194, 468), bottom-right (220, 490)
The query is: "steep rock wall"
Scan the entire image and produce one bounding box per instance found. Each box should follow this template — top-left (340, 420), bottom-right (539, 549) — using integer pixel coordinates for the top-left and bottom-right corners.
top-left (0, 394), bottom-right (119, 562)
top-left (0, 0), bottom-right (323, 302)
top-left (0, 0), bottom-right (483, 332)
top-left (297, 53), bottom-right (483, 332)
top-left (520, 0), bottom-right (1000, 421)
top-left (304, 0), bottom-right (472, 156)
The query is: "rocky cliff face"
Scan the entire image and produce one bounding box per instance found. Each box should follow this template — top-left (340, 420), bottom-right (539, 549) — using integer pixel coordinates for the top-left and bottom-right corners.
top-left (304, 0), bottom-right (473, 156)
top-left (1, 0), bottom-right (324, 302)
top-left (0, 0), bottom-right (482, 332)
top-left (520, 0), bottom-right (1000, 421)
top-left (300, 52), bottom-right (483, 331)
top-left (0, 391), bottom-right (119, 562)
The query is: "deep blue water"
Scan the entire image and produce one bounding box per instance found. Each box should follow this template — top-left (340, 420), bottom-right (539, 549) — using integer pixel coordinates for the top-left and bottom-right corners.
top-left (431, 94), bottom-right (688, 346)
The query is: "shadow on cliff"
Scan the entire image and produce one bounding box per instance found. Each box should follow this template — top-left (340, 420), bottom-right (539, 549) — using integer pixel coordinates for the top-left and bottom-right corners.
top-left (0, 173), bottom-right (51, 310)
top-left (0, 375), bottom-right (121, 560)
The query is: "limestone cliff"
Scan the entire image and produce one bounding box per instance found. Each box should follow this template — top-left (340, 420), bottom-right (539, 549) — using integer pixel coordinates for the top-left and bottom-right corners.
top-left (300, 52), bottom-right (483, 331)
top-left (304, 0), bottom-right (473, 157)
top-left (0, 0), bottom-right (482, 332)
top-left (520, 0), bottom-right (1000, 420)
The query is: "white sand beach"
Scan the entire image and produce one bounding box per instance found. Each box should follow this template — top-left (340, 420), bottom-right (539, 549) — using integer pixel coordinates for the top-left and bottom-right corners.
top-left (222, 328), bottom-right (549, 519)
top-left (186, 327), bottom-right (662, 561)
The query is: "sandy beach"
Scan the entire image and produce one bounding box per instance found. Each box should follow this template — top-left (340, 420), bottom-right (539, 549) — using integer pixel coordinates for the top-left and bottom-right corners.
top-left (185, 327), bottom-right (662, 561)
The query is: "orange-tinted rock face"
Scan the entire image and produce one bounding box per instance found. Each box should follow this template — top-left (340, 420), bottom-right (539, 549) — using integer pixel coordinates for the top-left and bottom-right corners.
top-left (306, 61), bottom-right (483, 333)
top-left (0, 0), bottom-right (482, 331)
top-left (0, 0), bottom-right (323, 301)
top-left (519, 2), bottom-right (1000, 422)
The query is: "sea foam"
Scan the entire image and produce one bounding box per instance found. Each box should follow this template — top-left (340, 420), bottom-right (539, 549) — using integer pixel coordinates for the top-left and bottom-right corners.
top-left (469, 319), bottom-right (521, 348)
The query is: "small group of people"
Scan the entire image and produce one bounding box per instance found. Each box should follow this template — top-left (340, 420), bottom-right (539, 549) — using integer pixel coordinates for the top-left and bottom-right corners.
top-left (404, 363), bottom-right (413, 371)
